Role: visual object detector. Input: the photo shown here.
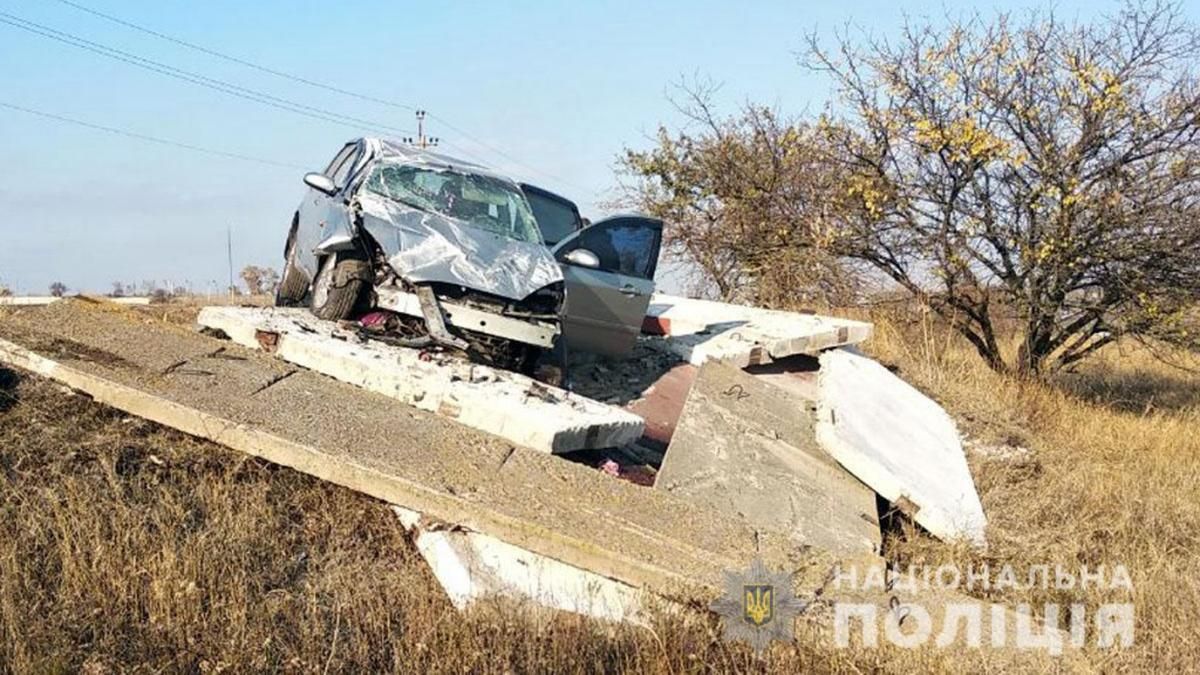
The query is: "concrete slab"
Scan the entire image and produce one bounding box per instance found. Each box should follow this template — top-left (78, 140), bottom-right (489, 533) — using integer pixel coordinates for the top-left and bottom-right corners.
top-left (392, 505), bottom-right (652, 623)
top-left (196, 306), bottom-right (643, 454)
top-left (655, 361), bottom-right (881, 557)
top-left (642, 293), bottom-right (873, 367)
top-left (0, 300), bottom-right (833, 602)
top-left (815, 348), bottom-right (987, 546)
top-left (623, 362), bottom-right (697, 449)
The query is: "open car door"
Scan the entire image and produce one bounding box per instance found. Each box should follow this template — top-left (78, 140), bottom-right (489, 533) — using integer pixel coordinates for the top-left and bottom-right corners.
top-left (552, 215), bottom-right (662, 357)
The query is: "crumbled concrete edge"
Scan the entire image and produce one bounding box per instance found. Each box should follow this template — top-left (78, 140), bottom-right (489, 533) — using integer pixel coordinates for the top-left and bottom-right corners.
top-left (196, 306), bottom-right (644, 454)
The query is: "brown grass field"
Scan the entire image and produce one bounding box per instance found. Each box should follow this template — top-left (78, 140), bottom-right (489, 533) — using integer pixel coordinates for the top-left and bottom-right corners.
top-left (1, 301), bottom-right (1198, 672)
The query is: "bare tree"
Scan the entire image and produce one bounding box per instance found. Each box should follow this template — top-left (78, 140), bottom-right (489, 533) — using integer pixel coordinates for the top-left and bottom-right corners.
top-left (48, 282), bottom-right (67, 298)
top-left (620, 84), bottom-right (862, 307)
top-left (240, 266), bottom-right (280, 296)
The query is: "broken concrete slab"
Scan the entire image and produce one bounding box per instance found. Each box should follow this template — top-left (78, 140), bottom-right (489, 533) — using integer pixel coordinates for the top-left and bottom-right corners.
top-left (392, 505), bottom-right (652, 623)
top-left (642, 293), bottom-right (872, 367)
top-left (655, 361), bottom-right (882, 557)
top-left (0, 300), bottom-right (833, 602)
top-left (196, 306), bottom-right (643, 454)
top-left (623, 362), bottom-right (697, 449)
top-left (815, 348), bottom-right (987, 546)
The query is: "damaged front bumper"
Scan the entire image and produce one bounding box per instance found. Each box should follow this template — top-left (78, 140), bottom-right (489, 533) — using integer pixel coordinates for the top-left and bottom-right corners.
top-left (374, 286), bottom-right (559, 349)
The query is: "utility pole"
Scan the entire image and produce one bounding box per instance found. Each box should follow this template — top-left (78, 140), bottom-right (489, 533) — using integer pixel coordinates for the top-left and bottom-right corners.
top-left (403, 110), bottom-right (439, 149)
top-left (226, 225), bottom-right (234, 298)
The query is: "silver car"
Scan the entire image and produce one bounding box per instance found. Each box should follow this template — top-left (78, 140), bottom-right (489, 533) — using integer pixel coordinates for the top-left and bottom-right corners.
top-left (277, 137), bottom-right (662, 368)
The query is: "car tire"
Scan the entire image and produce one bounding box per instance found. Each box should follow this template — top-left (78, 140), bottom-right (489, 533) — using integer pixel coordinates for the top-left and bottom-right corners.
top-left (276, 236), bottom-right (309, 306)
top-left (310, 253), bottom-right (370, 321)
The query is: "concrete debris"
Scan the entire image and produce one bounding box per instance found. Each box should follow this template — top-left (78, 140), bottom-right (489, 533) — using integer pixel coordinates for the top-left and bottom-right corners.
top-left (197, 306), bottom-right (643, 454)
top-left (642, 293), bottom-right (872, 367)
top-left (0, 296), bottom-right (994, 628)
top-left (656, 361), bottom-right (882, 556)
top-left (815, 348), bottom-right (987, 546)
top-left (392, 505), bottom-right (652, 624)
top-left (0, 300), bottom-right (833, 602)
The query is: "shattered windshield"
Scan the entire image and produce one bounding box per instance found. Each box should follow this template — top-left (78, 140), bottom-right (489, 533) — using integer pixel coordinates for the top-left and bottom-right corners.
top-left (364, 163), bottom-right (543, 244)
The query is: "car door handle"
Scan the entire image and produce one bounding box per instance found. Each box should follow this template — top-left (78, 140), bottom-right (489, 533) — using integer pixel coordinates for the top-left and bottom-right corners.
top-left (620, 284), bottom-right (642, 297)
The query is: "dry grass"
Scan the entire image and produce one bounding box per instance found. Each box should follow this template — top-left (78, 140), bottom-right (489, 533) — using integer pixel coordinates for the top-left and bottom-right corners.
top-left (1, 300), bottom-right (1198, 672)
top-left (0, 366), bottom-right (890, 673)
top-left (864, 306), bottom-right (1200, 671)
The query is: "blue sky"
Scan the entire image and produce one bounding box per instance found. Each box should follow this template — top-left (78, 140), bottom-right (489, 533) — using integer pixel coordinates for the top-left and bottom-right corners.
top-left (0, 0), bottom-right (1162, 294)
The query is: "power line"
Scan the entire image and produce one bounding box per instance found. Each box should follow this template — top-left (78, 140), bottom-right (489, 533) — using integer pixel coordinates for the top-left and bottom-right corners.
top-left (0, 100), bottom-right (304, 169)
top-left (51, 0), bottom-right (419, 113)
top-left (0, 11), bottom-right (415, 137)
top-left (48, 0), bottom-right (596, 195)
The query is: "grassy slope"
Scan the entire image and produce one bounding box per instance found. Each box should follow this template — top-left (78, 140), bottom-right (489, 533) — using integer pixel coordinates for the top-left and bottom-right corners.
top-left (1, 303), bottom-right (1198, 672)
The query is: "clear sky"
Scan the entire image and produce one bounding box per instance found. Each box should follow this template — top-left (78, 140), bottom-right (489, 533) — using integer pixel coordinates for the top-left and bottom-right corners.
top-left (0, 0), bottom-right (1168, 294)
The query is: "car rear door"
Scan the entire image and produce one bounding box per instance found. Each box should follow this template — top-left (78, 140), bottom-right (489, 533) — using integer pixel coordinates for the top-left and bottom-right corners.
top-left (552, 216), bottom-right (663, 357)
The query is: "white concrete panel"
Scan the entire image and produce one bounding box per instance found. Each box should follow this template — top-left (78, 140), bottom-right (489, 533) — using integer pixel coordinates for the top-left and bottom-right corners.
top-left (197, 306), bottom-right (644, 454)
top-left (644, 294), bottom-right (872, 367)
top-left (815, 348), bottom-right (987, 546)
top-left (392, 506), bottom-right (649, 623)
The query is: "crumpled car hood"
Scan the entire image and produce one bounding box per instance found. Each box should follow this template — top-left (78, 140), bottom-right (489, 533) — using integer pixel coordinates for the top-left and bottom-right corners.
top-left (357, 192), bottom-right (563, 302)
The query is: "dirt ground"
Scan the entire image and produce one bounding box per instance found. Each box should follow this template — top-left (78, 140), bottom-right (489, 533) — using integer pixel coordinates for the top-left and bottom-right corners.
top-left (2, 299), bottom-right (1200, 672)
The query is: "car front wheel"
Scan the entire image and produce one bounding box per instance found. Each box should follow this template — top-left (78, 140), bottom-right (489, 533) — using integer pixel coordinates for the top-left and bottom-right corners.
top-left (276, 235), bottom-right (309, 306)
top-left (310, 253), bottom-right (370, 321)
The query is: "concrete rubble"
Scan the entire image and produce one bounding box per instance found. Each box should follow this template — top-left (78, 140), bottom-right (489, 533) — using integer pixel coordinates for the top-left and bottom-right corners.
top-left (392, 505), bottom-right (652, 624)
top-left (642, 293), bottom-right (873, 367)
top-left (0, 299), bottom-right (831, 603)
top-left (0, 296), bottom-right (992, 642)
top-left (197, 306), bottom-right (643, 454)
top-left (655, 360), bottom-right (882, 556)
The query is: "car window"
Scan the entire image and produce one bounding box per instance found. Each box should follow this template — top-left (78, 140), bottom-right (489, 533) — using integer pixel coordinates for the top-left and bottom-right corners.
top-left (525, 191), bottom-right (580, 245)
top-left (364, 163), bottom-right (544, 244)
top-left (562, 218), bottom-right (661, 279)
top-left (328, 147), bottom-right (360, 189)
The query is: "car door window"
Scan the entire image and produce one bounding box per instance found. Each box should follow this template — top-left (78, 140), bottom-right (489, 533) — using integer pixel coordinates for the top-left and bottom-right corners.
top-left (558, 217), bottom-right (663, 280)
top-left (523, 188), bottom-right (582, 246)
top-left (324, 144), bottom-right (359, 191)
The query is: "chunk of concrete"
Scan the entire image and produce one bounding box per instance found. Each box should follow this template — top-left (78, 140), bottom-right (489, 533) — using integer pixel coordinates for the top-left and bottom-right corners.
top-left (655, 361), bottom-right (882, 557)
top-left (815, 348), bottom-right (987, 546)
top-left (197, 306), bottom-right (643, 454)
top-left (392, 505), bottom-right (652, 623)
top-left (642, 293), bottom-right (873, 367)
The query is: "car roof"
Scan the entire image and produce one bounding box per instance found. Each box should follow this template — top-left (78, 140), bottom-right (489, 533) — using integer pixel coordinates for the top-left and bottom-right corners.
top-left (360, 137), bottom-right (516, 184)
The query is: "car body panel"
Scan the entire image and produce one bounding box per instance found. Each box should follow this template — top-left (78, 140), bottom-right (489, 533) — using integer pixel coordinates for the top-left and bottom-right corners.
top-left (292, 138), bottom-right (562, 303)
top-left (357, 191), bottom-right (562, 301)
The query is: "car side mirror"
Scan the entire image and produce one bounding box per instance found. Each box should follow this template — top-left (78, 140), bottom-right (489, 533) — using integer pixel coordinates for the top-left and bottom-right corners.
top-left (304, 172), bottom-right (337, 196)
top-left (563, 248), bottom-right (600, 269)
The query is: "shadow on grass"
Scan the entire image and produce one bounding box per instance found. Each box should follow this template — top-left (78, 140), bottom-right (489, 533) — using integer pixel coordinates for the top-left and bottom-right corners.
top-left (0, 367), bottom-right (19, 413)
top-left (1055, 365), bottom-right (1200, 414)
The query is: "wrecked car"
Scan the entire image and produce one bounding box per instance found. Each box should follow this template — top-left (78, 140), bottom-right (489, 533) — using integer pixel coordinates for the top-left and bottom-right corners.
top-left (277, 137), bottom-right (662, 369)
